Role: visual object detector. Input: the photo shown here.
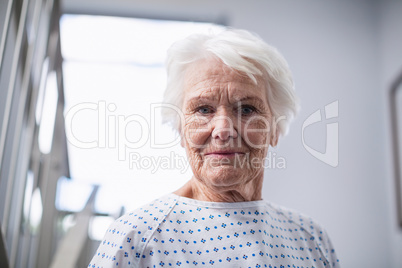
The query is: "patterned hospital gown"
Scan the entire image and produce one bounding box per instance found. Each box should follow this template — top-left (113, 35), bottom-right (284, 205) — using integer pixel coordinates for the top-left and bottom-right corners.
top-left (89, 194), bottom-right (339, 268)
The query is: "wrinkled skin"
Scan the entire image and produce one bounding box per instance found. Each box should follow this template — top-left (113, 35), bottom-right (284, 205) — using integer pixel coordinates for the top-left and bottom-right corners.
top-left (174, 58), bottom-right (278, 202)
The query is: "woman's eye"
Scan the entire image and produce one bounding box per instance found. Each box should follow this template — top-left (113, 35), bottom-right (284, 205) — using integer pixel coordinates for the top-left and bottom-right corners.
top-left (240, 106), bottom-right (256, 115)
top-left (197, 106), bottom-right (212, 114)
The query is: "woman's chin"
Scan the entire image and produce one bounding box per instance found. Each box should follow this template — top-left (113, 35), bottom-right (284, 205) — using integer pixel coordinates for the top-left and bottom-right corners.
top-left (202, 167), bottom-right (245, 188)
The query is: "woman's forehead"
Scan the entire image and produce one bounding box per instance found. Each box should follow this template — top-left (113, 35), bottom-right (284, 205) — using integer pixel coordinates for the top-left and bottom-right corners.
top-left (185, 58), bottom-right (256, 86)
top-left (183, 59), bottom-right (267, 103)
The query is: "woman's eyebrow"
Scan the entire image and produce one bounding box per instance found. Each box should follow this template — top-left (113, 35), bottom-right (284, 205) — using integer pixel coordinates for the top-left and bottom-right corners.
top-left (185, 96), bottom-right (266, 109)
top-left (235, 96), bottom-right (265, 105)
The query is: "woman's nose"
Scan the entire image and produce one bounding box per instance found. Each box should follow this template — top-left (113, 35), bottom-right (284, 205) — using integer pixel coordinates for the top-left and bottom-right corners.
top-left (211, 109), bottom-right (238, 141)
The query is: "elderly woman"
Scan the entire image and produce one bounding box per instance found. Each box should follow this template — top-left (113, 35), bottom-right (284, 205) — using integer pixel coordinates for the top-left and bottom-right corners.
top-left (89, 28), bottom-right (339, 267)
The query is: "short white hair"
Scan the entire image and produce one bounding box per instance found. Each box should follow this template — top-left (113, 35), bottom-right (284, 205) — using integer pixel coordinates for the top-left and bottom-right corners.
top-left (162, 28), bottom-right (300, 140)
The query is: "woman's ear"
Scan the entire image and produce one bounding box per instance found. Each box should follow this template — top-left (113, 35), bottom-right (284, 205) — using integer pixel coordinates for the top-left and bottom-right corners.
top-left (270, 129), bottom-right (279, 147)
top-left (180, 127), bottom-right (185, 148)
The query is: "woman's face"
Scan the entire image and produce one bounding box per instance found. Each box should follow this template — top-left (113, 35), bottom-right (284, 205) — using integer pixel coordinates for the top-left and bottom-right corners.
top-left (181, 58), bottom-right (277, 192)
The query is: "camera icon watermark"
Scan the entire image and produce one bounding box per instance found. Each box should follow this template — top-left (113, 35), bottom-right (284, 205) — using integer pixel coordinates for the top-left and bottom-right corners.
top-left (301, 100), bottom-right (339, 167)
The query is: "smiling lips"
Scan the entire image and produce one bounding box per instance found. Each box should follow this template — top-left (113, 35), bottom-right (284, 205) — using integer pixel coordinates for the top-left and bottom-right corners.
top-left (204, 150), bottom-right (246, 159)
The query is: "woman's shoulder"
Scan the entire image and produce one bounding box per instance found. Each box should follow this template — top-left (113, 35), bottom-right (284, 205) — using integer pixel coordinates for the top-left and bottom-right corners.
top-left (264, 201), bottom-right (327, 237)
top-left (264, 201), bottom-right (315, 223)
top-left (89, 194), bottom-right (178, 267)
top-left (264, 201), bottom-right (339, 267)
top-left (109, 193), bottom-right (178, 232)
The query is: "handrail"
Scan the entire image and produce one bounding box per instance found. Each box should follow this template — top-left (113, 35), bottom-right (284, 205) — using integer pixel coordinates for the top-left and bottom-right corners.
top-left (389, 71), bottom-right (402, 228)
top-left (0, 0), bottom-right (14, 74)
top-left (49, 185), bottom-right (98, 268)
top-left (0, 229), bottom-right (9, 268)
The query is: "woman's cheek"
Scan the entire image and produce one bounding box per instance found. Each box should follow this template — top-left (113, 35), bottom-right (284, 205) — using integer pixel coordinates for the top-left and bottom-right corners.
top-left (184, 116), bottom-right (211, 149)
top-left (242, 118), bottom-right (270, 150)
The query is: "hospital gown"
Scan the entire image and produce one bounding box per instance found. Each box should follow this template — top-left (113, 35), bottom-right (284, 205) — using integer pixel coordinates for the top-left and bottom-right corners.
top-left (89, 193), bottom-right (339, 268)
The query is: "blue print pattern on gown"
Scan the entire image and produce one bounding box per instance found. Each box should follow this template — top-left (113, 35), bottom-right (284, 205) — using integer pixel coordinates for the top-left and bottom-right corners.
top-left (89, 194), bottom-right (339, 268)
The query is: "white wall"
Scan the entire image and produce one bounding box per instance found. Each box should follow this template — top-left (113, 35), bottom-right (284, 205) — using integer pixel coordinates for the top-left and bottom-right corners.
top-left (62, 0), bottom-right (402, 267)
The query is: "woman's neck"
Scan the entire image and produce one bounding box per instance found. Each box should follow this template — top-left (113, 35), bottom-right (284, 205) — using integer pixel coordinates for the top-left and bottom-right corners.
top-left (174, 175), bottom-right (264, 202)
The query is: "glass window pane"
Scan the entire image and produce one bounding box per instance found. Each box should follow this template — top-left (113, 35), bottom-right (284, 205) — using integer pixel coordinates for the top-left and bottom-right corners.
top-left (61, 14), bottom-right (223, 213)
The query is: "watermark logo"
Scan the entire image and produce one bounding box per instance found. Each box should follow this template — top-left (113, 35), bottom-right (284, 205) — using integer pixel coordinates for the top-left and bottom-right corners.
top-left (64, 101), bottom-right (183, 161)
top-left (64, 101), bottom-right (279, 161)
top-left (301, 100), bottom-right (339, 167)
top-left (64, 100), bottom-right (339, 170)
top-left (127, 151), bottom-right (286, 173)
top-left (129, 151), bottom-right (190, 174)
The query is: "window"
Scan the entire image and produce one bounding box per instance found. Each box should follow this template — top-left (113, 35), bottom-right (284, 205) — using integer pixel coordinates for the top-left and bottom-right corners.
top-left (60, 14), bottom-right (223, 219)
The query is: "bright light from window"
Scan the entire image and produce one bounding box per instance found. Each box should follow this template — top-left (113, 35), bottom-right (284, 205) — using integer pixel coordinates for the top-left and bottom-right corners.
top-left (61, 214), bottom-right (76, 233)
top-left (55, 176), bottom-right (93, 212)
top-left (60, 14), bottom-right (223, 213)
top-left (38, 71), bottom-right (58, 154)
top-left (89, 216), bottom-right (115, 241)
top-left (23, 170), bottom-right (34, 221)
top-left (30, 188), bottom-right (43, 232)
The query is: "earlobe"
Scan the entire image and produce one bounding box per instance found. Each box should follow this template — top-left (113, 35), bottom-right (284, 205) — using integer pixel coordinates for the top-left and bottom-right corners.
top-left (180, 135), bottom-right (185, 148)
top-left (270, 129), bottom-right (279, 147)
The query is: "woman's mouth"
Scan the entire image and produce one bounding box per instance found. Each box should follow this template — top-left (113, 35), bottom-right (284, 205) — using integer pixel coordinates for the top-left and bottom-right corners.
top-left (204, 151), bottom-right (246, 159)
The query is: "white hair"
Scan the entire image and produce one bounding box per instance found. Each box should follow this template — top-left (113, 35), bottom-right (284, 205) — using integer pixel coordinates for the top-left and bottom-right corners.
top-left (162, 28), bottom-right (300, 140)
